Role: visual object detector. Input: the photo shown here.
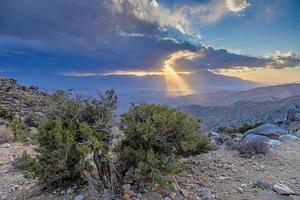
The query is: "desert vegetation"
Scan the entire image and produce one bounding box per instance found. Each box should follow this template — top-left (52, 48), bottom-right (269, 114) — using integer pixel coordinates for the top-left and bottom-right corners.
top-left (14, 90), bottom-right (212, 198)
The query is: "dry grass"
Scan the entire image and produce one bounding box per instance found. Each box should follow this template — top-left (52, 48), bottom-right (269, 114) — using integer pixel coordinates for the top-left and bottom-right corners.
top-left (0, 127), bottom-right (14, 144)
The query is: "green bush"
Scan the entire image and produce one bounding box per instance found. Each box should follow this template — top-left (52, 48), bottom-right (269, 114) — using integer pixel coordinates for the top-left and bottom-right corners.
top-left (7, 117), bottom-right (31, 143)
top-left (217, 122), bottom-right (263, 134)
top-left (23, 89), bottom-right (117, 189)
top-left (119, 104), bottom-right (212, 186)
top-left (0, 106), bottom-right (14, 121)
top-left (33, 120), bottom-right (103, 188)
top-left (17, 151), bottom-right (37, 173)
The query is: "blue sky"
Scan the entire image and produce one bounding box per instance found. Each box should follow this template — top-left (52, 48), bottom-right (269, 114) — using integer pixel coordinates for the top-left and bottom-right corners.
top-left (0, 0), bottom-right (299, 95)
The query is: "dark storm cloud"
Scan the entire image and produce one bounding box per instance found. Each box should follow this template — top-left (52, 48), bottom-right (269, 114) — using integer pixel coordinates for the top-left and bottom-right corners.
top-left (0, 0), bottom-right (298, 75)
top-left (177, 46), bottom-right (300, 70)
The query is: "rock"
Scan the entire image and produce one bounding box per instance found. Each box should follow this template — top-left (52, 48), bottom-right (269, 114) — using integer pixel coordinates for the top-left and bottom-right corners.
top-left (286, 108), bottom-right (300, 122)
top-left (237, 187), bottom-right (244, 193)
top-left (122, 184), bottom-right (131, 192)
top-left (267, 139), bottom-right (281, 147)
top-left (201, 188), bottom-right (212, 200)
top-left (74, 194), bottom-right (84, 200)
top-left (163, 197), bottom-right (172, 200)
top-left (273, 183), bottom-right (296, 195)
top-left (253, 180), bottom-right (271, 190)
top-left (244, 124), bottom-right (287, 139)
top-left (209, 132), bottom-right (220, 137)
top-left (279, 134), bottom-right (299, 142)
top-left (66, 187), bottom-right (75, 194)
top-left (0, 143), bottom-right (11, 148)
top-left (180, 189), bottom-right (189, 198)
top-left (244, 134), bottom-right (270, 144)
top-left (296, 130), bottom-right (300, 138)
top-left (123, 193), bottom-right (131, 200)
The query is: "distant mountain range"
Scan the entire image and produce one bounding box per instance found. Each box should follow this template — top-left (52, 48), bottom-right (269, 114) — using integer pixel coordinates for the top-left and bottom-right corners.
top-left (169, 83), bottom-right (300, 107)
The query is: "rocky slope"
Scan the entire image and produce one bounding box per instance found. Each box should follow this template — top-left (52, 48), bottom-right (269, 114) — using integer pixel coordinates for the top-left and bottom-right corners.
top-left (0, 78), bottom-right (48, 119)
top-left (180, 96), bottom-right (300, 131)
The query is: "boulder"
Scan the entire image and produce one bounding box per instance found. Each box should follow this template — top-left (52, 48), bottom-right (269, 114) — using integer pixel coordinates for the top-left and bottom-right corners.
top-left (243, 134), bottom-right (270, 145)
top-left (279, 134), bottom-right (299, 142)
top-left (296, 130), bottom-right (300, 138)
top-left (267, 139), bottom-right (281, 147)
top-left (273, 183), bottom-right (296, 195)
top-left (244, 124), bottom-right (287, 139)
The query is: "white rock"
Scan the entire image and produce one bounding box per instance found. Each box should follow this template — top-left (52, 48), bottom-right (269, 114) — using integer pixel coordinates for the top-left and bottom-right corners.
top-left (237, 187), bottom-right (244, 193)
top-left (273, 183), bottom-right (295, 195)
top-left (67, 187), bottom-right (75, 194)
top-left (0, 143), bottom-right (11, 148)
top-left (201, 188), bottom-right (212, 200)
top-left (74, 194), bottom-right (84, 200)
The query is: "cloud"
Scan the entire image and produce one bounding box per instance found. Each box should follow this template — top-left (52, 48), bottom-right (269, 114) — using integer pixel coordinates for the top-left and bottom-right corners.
top-left (268, 51), bottom-right (300, 68)
top-left (226, 0), bottom-right (250, 12)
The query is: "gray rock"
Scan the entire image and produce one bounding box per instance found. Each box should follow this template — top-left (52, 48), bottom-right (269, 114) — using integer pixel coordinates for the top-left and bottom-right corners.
top-left (267, 139), bottom-right (281, 147)
top-left (74, 194), bottom-right (84, 200)
top-left (273, 183), bottom-right (296, 195)
top-left (243, 134), bottom-right (270, 146)
top-left (296, 130), bottom-right (300, 138)
top-left (244, 124), bottom-right (287, 139)
top-left (286, 108), bottom-right (300, 121)
top-left (66, 187), bottom-right (75, 194)
top-left (0, 143), bottom-right (11, 148)
top-left (237, 187), bottom-right (244, 193)
top-left (122, 184), bottom-right (131, 192)
top-left (201, 188), bottom-right (212, 200)
top-left (279, 134), bottom-right (299, 142)
top-left (209, 132), bottom-right (220, 137)
top-left (253, 180), bottom-right (271, 190)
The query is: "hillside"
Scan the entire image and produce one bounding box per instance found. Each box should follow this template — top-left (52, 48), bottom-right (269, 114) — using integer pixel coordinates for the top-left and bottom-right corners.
top-left (0, 78), bottom-right (48, 119)
top-left (170, 83), bottom-right (300, 107)
top-left (180, 96), bottom-right (300, 131)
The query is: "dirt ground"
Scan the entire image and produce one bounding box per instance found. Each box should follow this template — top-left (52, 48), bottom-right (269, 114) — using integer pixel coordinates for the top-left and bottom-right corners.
top-left (1, 141), bottom-right (300, 200)
top-left (177, 140), bottom-right (300, 200)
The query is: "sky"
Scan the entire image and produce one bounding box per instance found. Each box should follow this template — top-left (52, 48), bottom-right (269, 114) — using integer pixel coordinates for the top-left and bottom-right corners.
top-left (0, 0), bottom-right (300, 97)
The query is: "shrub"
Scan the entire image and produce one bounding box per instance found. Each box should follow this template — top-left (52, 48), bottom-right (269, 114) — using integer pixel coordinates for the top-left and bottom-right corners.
top-left (17, 151), bottom-right (37, 173)
top-left (0, 106), bottom-right (14, 121)
top-left (7, 117), bottom-right (31, 143)
top-left (0, 127), bottom-right (14, 144)
top-left (24, 89), bottom-right (118, 189)
top-left (217, 122), bottom-right (263, 134)
top-left (119, 104), bottom-right (212, 185)
top-left (33, 120), bottom-right (103, 188)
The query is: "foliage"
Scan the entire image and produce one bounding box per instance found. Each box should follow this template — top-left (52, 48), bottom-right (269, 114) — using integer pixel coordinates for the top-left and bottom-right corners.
top-left (7, 117), bottom-right (31, 143)
top-left (33, 120), bottom-right (102, 188)
top-left (17, 151), bottom-right (37, 173)
top-left (25, 89), bottom-right (117, 189)
top-left (119, 104), bottom-right (212, 185)
top-left (217, 122), bottom-right (264, 134)
top-left (0, 106), bottom-right (14, 121)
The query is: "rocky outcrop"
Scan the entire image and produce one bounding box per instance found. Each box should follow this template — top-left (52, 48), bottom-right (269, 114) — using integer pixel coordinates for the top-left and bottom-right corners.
top-left (0, 78), bottom-right (49, 122)
top-left (243, 124), bottom-right (287, 140)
